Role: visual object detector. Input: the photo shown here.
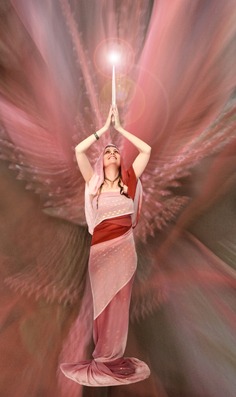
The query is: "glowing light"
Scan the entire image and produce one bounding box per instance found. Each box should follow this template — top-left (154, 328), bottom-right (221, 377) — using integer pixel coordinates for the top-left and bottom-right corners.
top-left (108, 52), bottom-right (121, 106)
top-left (94, 38), bottom-right (134, 78)
top-left (108, 52), bottom-right (120, 107)
top-left (94, 39), bottom-right (135, 107)
top-left (108, 51), bottom-right (120, 65)
top-left (112, 65), bottom-right (116, 106)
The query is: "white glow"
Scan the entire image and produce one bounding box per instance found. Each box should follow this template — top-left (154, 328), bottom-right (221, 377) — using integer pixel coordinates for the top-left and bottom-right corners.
top-left (112, 65), bottom-right (116, 106)
top-left (108, 51), bottom-right (120, 65)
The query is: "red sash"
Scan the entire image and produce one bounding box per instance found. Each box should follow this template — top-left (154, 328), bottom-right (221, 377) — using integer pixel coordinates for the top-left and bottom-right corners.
top-left (91, 215), bottom-right (132, 246)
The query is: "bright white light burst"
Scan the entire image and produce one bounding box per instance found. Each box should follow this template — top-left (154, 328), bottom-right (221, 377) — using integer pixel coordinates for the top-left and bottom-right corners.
top-left (108, 51), bottom-right (120, 65)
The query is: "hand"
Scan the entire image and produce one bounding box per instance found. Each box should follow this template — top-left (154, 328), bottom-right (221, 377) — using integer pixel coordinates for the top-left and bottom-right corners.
top-left (104, 105), bottom-right (113, 130)
top-left (112, 105), bottom-right (121, 130)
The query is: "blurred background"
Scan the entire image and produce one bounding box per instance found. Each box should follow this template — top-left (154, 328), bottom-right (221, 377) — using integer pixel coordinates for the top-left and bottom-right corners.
top-left (0, 1), bottom-right (236, 396)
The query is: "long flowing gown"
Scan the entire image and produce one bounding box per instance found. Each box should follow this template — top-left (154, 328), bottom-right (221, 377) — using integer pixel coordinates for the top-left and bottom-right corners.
top-left (60, 168), bottom-right (150, 386)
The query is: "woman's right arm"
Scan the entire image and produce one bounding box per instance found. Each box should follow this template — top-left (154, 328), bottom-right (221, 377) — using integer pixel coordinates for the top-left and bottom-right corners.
top-left (75, 107), bottom-right (112, 182)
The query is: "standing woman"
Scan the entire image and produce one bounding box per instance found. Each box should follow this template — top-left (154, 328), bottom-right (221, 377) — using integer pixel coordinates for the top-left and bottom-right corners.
top-left (60, 106), bottom-right (151, 387)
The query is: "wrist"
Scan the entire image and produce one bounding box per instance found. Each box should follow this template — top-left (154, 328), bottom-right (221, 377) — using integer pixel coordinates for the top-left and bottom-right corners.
top-left (96, 126), bottom-right (105, 135)
top-left (94, 131), bottom-right (99, 140)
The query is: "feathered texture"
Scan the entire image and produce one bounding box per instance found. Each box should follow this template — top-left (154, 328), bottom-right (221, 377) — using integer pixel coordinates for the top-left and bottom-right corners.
top-left (1, 0), bottom-right (236, 396)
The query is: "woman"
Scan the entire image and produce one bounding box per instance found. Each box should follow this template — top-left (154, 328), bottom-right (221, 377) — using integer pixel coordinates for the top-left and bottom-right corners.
top-left (60, 106), bottom-right (151, 387)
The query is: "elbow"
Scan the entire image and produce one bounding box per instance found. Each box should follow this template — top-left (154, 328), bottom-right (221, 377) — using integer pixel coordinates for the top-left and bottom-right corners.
top-left (144, 144), bottom-right (152, 155)
top-left (75, 144), bottom-right (83, 154)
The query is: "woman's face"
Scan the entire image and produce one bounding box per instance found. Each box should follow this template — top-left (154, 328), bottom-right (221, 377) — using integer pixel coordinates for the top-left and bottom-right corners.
top-left (103, 146), bottom-right (121, 168)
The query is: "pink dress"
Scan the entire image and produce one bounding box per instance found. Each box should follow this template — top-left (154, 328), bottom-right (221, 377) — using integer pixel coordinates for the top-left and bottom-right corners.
top-left (60, 167), bottom-right (150, 386)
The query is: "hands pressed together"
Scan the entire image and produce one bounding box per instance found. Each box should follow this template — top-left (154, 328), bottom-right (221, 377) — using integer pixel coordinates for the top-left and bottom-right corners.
top-left (75, 104), bottom-right (151, 182)
top-left (104, 105), bottom-right (121, 131)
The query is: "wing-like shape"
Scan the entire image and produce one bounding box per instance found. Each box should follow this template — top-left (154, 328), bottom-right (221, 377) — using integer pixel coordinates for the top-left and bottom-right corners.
top-left (0, 0), bottom-right (154, 226)
top-left (1, 1), bottom-right (236, 397)
top-left (136, 99), bottom-right (236, 241)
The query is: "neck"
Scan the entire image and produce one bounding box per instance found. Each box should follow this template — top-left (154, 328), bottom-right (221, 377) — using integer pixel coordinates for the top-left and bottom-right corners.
top-left (104, 166), bottom-right (120, 181)
top-left (103, 166), bottom-right (120, 189)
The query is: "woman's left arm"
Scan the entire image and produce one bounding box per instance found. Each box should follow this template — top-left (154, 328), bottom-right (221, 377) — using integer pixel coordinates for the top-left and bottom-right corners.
top-left (113, 106), bottom-right (151, 178)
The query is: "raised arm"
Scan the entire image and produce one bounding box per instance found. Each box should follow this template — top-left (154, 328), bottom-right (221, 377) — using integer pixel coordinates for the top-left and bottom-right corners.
top-left (75, 106), bottom-right (113, 182)
top-left (112, 106), bottom-right (151, 178)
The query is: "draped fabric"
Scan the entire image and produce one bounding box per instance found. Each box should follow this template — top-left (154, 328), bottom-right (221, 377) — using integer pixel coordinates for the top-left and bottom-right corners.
top-left (85, 159), bottom-right (142, 234)
top-left (90, 223), bottom-right (136, 320)
top-left (60, 278), bottom-right (150, 387)
top-left (61, 178), bottom-right (150, 386)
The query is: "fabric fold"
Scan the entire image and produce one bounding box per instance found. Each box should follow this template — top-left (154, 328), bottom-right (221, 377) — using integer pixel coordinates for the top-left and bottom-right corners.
top-left (60, 165), bottom-right (150, 386)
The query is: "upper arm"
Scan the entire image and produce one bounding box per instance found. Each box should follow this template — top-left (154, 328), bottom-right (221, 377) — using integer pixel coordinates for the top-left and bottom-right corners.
top-left (75, 150), bottom-right (94, 182)
top-left (132, 151), bottom-right (151, 179)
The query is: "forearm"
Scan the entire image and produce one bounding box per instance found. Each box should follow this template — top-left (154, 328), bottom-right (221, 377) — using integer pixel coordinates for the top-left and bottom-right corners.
top-left (75, 126), bottom-right (107, 154)
top-left (116, 126), bottom-right (151, 154)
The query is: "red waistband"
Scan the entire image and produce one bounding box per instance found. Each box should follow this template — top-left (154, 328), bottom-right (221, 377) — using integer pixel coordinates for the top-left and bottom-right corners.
top-left (91, 215), bottom-right (132, 245)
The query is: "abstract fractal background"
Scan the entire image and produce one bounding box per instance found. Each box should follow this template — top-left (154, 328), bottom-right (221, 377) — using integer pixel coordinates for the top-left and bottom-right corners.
top-left (0, 1), bottom-right (236, 396)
